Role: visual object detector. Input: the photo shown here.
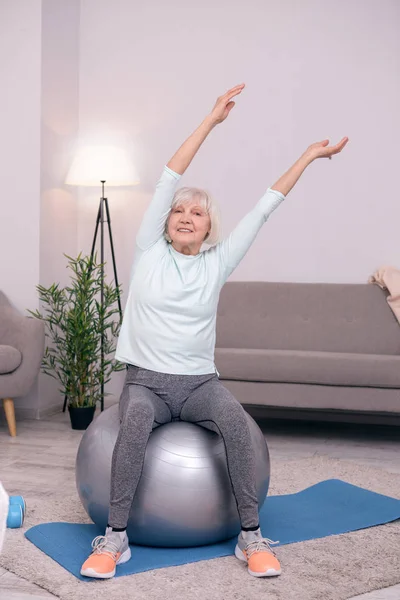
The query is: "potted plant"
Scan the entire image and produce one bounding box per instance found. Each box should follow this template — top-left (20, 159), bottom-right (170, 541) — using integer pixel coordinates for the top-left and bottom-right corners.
top-left (28, 253), bottom-right (124, 429)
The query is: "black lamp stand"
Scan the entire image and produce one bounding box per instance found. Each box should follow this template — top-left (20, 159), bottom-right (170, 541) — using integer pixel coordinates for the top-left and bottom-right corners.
top-left (63, 180), bottom-right (123, 413)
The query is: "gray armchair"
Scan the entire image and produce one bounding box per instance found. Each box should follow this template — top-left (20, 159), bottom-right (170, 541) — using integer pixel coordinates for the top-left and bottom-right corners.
top-left (0, 291), bottom-right (44, 436)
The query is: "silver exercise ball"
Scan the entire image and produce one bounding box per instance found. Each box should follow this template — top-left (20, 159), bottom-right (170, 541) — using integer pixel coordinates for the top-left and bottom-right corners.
top-left (76, 403), bottom-right (270, 547)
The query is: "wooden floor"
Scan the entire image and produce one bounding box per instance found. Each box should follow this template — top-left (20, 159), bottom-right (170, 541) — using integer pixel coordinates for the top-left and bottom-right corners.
top-left (1, 405), bottom-right (399, 599)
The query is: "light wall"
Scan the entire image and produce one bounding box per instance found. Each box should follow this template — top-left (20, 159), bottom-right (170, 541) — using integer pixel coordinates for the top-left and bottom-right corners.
top-left (38, 0), bottom-right (80, 416)
top-left (2, 0), bottom-right (399, 415)
top-left (0, 0), bottom-right (80, 418)
top-left (0, 0), bottom-right (42, 314)
top-left (40, 0), bottom-right (80, 291)
top-left (0, 0), bottom-right (42, 418)
top-left (77, 0), bottom-right (400, 400)
top-left (77, 0), bottom-right (400, 293)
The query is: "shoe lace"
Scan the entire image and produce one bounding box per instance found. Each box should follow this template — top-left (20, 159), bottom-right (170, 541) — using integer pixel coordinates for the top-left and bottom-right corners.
top-left (91, 535), bottom-right (120, 560)
top-left (245, 537), bottom-right (280, 558)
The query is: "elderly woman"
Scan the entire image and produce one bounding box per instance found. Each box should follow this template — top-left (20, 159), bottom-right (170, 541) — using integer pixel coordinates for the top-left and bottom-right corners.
top-left (81, 84), bottom-right (348, 579)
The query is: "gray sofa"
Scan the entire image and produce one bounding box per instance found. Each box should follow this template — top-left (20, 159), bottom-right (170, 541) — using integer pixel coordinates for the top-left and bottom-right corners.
top-left (215, 282), bottom-right (400, 425)
top-left (0, 291), bottom-right (45, 436)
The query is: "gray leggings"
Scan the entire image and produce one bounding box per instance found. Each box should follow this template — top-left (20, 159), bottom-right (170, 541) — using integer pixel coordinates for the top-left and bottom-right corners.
top-left (109, 364), bottom-right (259, 530)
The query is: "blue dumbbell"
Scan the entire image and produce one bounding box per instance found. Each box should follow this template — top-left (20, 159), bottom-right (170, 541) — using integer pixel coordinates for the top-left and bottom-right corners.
top-left (9, 495), bottom-right (26, 517)
top-left (6, 504), bottom-right (24, 528)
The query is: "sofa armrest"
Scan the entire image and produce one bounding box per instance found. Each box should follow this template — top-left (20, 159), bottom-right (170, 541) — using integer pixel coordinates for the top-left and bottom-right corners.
top-left (0, 305), bottom-right (45, 398)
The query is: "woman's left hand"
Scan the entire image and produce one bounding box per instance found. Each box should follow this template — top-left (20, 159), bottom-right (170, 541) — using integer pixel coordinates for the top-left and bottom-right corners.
top-left (208, 84), bottom-right (246, 126)
top-left (305, 137), bottom-right (349, 161)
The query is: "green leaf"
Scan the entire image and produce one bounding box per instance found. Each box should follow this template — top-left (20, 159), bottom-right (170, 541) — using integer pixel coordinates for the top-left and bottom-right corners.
top-left (28, 252), bottom-right (123, 408)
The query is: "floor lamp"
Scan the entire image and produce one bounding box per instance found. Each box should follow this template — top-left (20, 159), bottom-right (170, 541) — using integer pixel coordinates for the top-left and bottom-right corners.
top-left (64, 145), bottom-right (139, 412)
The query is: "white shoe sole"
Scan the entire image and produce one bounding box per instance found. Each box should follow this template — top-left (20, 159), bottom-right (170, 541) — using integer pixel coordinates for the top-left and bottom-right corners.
top-left (80, 546), bottom-right (132, 579)
top-left (234, 544), bottom-right (281, 577)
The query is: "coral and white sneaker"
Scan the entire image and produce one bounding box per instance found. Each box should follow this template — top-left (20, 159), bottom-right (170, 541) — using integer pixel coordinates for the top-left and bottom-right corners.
top-left (80, 527), bottom-right (131, 579)
top-left (235, 529), bottom-right (281, 577)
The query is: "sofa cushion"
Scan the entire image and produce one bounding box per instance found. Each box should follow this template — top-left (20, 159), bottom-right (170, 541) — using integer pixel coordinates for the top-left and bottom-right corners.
top-left (0, 344), bottom-right (22, 374)
top-left (215, 348), bottom-right (400, 388)
top-left (216, 282), bottom-right (400, 355)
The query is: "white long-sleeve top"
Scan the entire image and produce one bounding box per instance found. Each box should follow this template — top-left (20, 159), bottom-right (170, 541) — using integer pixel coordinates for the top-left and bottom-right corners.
top-left (115, 166), bottom-right (285, 375)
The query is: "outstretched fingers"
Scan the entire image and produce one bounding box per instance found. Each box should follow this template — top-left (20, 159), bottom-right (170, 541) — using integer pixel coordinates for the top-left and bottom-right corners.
top-left (336, 136), bottom-right (349, 151)
top-left (222, 83), bottom-right (245, 102)
top-left (329, 137), bottom-right (349, 156)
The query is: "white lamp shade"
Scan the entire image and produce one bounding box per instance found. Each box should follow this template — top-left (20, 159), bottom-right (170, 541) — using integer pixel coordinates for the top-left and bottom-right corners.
top-left (65, 145), bottom-right (140, 187)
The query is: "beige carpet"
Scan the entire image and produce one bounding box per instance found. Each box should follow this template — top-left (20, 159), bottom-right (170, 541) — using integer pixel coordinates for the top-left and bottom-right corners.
top-left (1, 456), bottom-right (399, 600)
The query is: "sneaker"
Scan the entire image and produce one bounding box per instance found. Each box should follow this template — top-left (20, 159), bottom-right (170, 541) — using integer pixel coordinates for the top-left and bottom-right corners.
top-left (80, 527), bottom-right (131, 579)
top-left (235, 530), bottom-right (281, 577)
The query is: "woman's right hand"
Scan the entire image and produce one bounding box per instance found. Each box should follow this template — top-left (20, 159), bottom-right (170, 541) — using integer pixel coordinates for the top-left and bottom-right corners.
top-left (166, 84), bottom-right (245, 176)
top-left (208, 84), bottom-right (245, 126)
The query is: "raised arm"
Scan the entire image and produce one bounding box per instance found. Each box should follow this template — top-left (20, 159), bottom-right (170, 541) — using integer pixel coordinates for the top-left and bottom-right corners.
top-left (218, 136), bottom-right (349, 279)
top-left (136, 84), bottom-right (246, 251)
top-left (167, 84), bottom-right (245, 175)
top-left (270, 137), bottom-right (349, 196)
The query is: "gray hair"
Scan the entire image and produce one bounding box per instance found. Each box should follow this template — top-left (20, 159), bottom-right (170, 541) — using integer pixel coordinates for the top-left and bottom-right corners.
top-left (164, 186), bottom-right (221, 246)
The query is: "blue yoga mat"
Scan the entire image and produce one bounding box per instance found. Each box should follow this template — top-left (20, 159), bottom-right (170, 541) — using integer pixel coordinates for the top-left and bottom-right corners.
top-left (25, 479), bottom-right (400, 581)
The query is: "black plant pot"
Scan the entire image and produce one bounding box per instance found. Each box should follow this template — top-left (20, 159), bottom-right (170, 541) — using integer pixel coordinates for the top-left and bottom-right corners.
top-left (68, 405), bottom-right (96, 430)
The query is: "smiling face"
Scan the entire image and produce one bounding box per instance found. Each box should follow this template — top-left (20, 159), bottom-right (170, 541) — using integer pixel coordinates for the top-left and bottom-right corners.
top-left (167, 201), bottom-right (211, 255)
